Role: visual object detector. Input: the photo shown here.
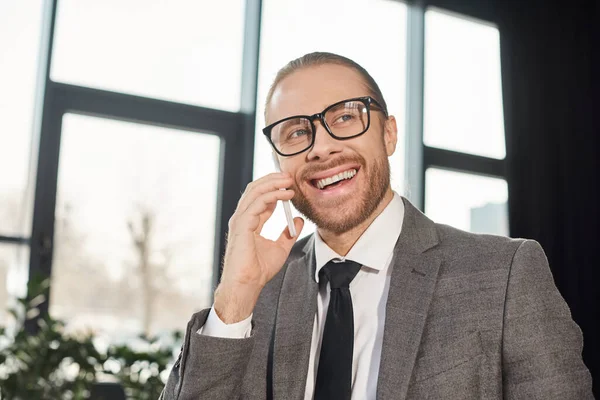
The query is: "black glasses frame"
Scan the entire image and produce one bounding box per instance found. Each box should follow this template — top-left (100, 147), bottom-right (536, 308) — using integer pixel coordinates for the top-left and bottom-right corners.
top-left (262, 96), bottom-right (388, 157)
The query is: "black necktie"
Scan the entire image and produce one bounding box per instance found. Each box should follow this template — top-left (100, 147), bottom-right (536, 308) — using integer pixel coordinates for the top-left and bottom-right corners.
top-left (314, 260), bottom-right (362, 400)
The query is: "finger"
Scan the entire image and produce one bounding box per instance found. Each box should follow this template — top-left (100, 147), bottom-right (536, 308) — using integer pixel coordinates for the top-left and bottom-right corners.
top-left (238, 190), bottom-right (295, 232)
top-left (275, 217), bottom-right (305, 251)
top-left (256, 201), bottom-right (277, 234)
top-left (239, 176), bottom-right (292, 212)
top-left (237, 174), bottom-right (293, 213)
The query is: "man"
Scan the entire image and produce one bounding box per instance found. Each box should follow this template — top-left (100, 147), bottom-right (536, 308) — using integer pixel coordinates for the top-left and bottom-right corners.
top-left (160, 52), bottom-right (593, 399)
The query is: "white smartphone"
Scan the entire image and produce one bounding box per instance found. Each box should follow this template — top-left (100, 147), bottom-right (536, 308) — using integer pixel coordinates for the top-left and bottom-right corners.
top-left (272, 153), bottom-right (297, 237)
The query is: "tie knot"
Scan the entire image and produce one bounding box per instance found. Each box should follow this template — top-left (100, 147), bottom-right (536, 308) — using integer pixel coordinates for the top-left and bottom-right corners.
top-left (319, 260), bottom-right (361, 289)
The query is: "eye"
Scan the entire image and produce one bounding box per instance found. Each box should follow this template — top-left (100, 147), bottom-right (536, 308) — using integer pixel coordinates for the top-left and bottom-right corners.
top-left (288, 129), bottom-right (310, 139)
top-left (334, 113), bottom-right (356, 124)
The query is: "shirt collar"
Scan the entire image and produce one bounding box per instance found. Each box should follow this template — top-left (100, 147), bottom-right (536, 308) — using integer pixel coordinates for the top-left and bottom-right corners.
top-left (314, 192), bottom-right (405, 283)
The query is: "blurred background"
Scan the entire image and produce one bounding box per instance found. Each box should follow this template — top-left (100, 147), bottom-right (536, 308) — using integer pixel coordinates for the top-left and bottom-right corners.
top-left (0, 0), bottom-right (598, 397)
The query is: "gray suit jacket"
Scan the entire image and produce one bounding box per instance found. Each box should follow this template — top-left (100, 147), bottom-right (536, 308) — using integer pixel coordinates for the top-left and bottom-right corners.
top-left (161, 198), bottom-right (593, 399)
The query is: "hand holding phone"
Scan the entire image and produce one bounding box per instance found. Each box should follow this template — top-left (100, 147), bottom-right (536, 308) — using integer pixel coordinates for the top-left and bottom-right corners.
top-left (272, 153), bottom-right (297, 237)
top-left (215, 162), bottom-right (302, 323)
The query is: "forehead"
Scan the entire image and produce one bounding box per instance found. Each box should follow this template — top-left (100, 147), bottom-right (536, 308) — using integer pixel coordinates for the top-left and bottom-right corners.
top-left (266, 64), bottom-right (370, 124)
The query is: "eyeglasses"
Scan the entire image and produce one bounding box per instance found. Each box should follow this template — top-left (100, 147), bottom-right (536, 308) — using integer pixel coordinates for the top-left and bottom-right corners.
top-left (262, 96), bottom-right (387, 157)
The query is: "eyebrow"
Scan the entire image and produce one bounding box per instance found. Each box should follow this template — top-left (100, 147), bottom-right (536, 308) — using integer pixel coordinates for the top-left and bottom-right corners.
top-left (280, 117), bottom-right (309, 126)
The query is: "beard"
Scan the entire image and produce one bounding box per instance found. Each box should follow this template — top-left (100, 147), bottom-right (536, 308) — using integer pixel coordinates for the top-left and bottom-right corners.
top-left (290, 148), bottom-right (391, 235)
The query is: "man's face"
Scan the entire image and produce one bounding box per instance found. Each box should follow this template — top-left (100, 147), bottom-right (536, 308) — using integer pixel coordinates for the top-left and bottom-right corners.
top-left (266, 64), bottom-right (398, 234)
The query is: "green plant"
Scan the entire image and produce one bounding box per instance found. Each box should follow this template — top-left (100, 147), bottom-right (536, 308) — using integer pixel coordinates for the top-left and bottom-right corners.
top-left (0, 276), bottom-right (182, 400)
top-left (103, 337), bottom-right (179, 400)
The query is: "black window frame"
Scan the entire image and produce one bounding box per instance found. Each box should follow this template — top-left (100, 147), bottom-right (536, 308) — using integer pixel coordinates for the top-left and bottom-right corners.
top-left (404, 2), bottom-right (508, 216)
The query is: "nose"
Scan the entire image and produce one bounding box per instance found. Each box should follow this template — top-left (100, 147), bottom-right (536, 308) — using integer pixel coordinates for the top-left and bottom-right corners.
top-left (306, 120), bottom-right (343, 161)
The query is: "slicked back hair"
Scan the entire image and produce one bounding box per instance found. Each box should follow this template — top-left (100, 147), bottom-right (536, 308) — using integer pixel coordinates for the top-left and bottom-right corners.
top-left (264, 52), bottom-right (388, 120)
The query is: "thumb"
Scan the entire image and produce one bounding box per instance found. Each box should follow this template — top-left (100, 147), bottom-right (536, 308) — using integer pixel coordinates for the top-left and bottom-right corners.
top-left (275, 217), bottom-right (305, 252)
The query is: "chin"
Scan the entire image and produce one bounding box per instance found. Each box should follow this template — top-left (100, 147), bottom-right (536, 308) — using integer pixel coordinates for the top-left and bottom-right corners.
top-left (292, 154), bottom-right (391, 234)
top-left (295, 195), bottom-right (369, 234)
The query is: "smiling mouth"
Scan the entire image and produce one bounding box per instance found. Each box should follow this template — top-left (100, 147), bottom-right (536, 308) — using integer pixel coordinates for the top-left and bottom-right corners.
top-left (311, 168), bottom-right (358, 190)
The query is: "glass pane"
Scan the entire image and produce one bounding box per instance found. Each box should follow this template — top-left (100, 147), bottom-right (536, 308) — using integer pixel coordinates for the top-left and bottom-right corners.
top-left (0, 243), bottom-right (29, 329)
top-left (425, 168), bottom-right (508, 235)
top-left (424, 9), bottom-right (506, 159)
top-left (0, 2), bottom-right (44, 237)
top-left (254, 0), bottom-right (407, 240)
top-left (51, 0), bottom-right (245, 111)
top-left (50, 114), bottom-right (221, 341)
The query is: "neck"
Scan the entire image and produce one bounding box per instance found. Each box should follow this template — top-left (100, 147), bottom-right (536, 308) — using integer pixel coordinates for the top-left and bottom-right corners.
top-left (317, 188), bottom-right (394, 256)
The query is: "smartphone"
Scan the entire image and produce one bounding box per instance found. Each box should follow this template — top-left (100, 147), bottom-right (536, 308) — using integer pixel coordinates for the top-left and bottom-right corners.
top-left (272, 153), bottom-right (297, 237)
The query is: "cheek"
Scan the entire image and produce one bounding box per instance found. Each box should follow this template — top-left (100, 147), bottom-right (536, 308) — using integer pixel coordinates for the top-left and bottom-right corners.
top-left (354, 134), bottom-right (386, 161)
top-left (279, 160), bottom-right (304, 185)
top-left (279, 157), bottom-right (297, 172)
top-left (372, 130), bottom-right (390, 157)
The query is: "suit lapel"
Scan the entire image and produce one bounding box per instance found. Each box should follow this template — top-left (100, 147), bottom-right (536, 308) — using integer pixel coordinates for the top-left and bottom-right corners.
top-left (377, 198), bottom-right (442, 400)
top-left (272, 236), bottom-right (318, 400)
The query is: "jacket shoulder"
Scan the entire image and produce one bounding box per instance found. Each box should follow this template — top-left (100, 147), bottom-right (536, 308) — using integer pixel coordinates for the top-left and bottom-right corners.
top-left (434, 223), bottom-right (527, 276)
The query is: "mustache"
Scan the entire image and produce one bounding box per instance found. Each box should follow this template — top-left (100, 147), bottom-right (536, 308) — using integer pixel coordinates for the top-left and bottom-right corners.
top-left (299, 154), bottom-right (367, 182)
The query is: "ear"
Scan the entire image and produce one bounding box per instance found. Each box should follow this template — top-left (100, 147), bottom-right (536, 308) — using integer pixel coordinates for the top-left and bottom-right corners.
top-left (383, 116), bottom-right (398, 156)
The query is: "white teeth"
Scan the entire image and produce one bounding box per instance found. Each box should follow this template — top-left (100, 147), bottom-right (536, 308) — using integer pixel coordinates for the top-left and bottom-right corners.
top-left (316, 169), bottom-right (357, 189)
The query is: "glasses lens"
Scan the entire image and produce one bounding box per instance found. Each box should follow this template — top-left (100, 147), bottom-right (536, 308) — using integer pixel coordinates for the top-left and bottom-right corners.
top-left (324, 100), bottom-right (369, 138)
top-left (270, 117), bottom-right (313, 155)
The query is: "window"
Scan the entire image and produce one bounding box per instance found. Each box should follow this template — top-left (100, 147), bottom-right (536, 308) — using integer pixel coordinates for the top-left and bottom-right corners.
top-left (424, 9), bottom-right (505, 159)
top-left (425, 169), bottom-right (508, 235)
top-left (254, 0), bottom-right (408, 240)
top-left (423, 9), bottom-right (508, 234)
top-left (5, 0), bottom-right (516, 349)
top-left (51, 0), bottom-right (246, 111)
top-left (50, 114), bottom-right (221, 339)
top-left (0, 244), bottom-right (29, 328)
top-left (0, 1), bottom-right (45, 237)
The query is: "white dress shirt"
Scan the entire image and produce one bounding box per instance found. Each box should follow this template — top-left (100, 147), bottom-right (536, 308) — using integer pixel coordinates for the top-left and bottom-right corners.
top-left (199, 192), bottom-right (405, 400)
